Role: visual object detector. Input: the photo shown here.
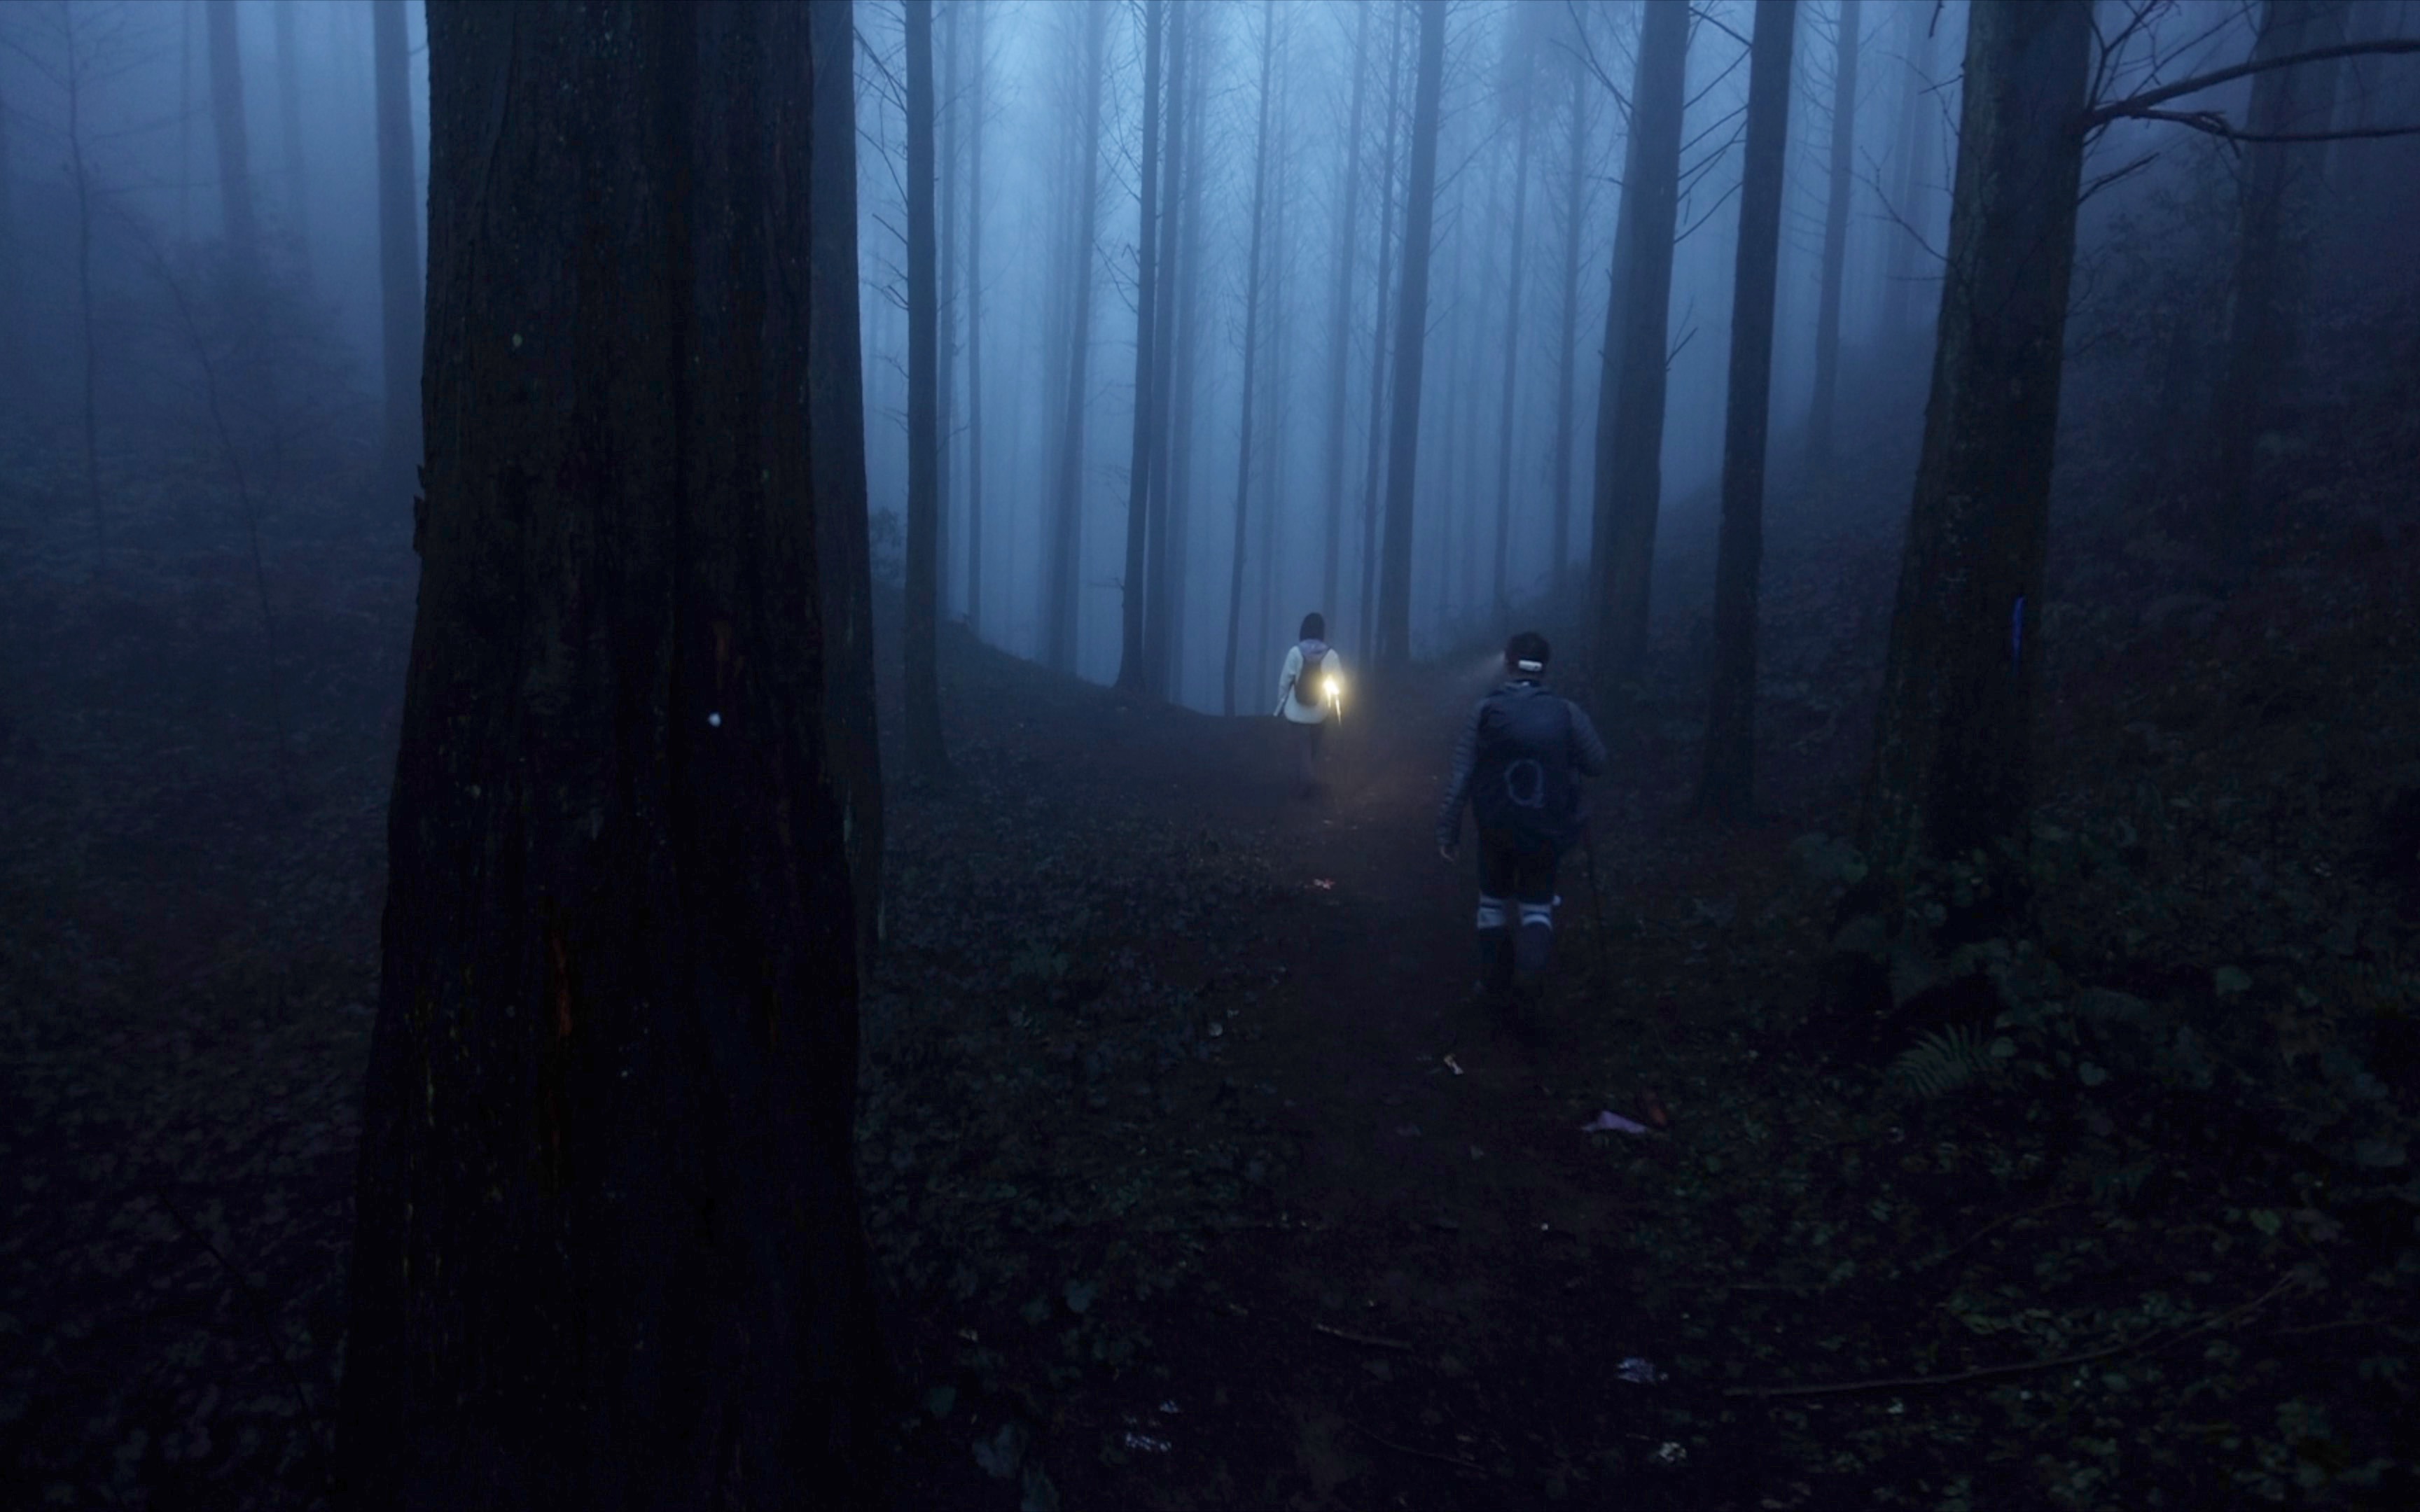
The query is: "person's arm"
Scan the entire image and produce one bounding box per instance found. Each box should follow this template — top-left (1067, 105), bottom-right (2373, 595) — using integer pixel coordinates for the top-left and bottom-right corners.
top-left (1569, 701), bottom-right (1610, 777)
top-left (1435, 701), bottom-right (1484, 853)
top-left (1274, 646), bottom-right (1301, 715)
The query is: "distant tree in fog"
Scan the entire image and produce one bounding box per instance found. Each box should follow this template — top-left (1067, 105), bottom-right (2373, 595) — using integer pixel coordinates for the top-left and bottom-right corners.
top-left (1373, 0), bottom-right (1445, 669)
top-left (205, 0), bottom-right (257, 265)
top-left (905, 0), bottom-right (947, 778)
top-left (373, 0), bottom-right (420, 493)
top-left (1044, 0), bottom-right (1107, 676)
top-left (1117, 0), bottom-right (1167, 695)
top-left (1223, 0), bottom-right (1278, 717)
top-left (1805, 0), bottom-right (1859, 470)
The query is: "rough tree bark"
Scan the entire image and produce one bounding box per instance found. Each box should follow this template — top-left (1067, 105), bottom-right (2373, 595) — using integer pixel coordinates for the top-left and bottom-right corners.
top-left (1490, 88), bottom-right (1536, 624)
top-left (1318, 1), bottom-right (1371, 623)
top-left (1116, 0), bottom-right (1165, 693)
top-left (1374, 0), bottom-right (1446, 668)
top-left (1356, 0), bottom-right (1407, 658)
top-left (206, 0), bottom-right (258, 262)
top-left (1045, 3), bottom-right (1108, 676)
top-left (1587, 0), bottom-right (1688, 704)
top-left (964, 0), bottom-right (987, 638)
top-left (1806, 0), bottom-right (1860, 469)
top-left (2213, 0), bottom-right (2350, 535)
top-left (1547, 40), bottom-right (1590, 594)
top-left (338, 4), bottom-right (886, 1504)
top-left (1854, 0), bottom-right (2094, 941)
top-left (1223, 0), bottom-right (1277, 717)
top-left (1696, 0), bottom-right (1796, 822)
top-left (904, 0), bottom-right (947, 778)
top-left (373, 0), bottom-right (422, 491)
top-left (1143, 1), bottom-right (1189, 698)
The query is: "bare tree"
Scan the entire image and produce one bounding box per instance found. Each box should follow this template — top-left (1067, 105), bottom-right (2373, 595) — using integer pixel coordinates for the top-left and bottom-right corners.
top-left (904, 0), bottom-right (947, 778)
top-left (1491, 6), bottom-right (1548, 625)
top-left (1159, 6), bottom-right (1211, 701)
top-left (1117, 0), bottom-right (1167, 693)
top-left (205, 0), bottom-right (257, 262)
top-left (340, 6), bottom-right (884, 1502)
top-left (1223, 0), bottom-right (1279, 716)
top-left (1697, 0), bottom-right (1797, 821)
top-left (1045, 1), bottom-right (1108, 676)
top-left (964, 0), bottom-right (988, 638)
top-left (1317, 1), bottom-right (1372, 624)
top-left (1356, 0), bottom-right (1407, 658)
top-left (272, 0), bottom-right (307, 259)
top-left (1143, 0), bottom-right (1190, 698)
top-left (1805, 0), bottom-right (1860, 469)
top-left (1374, 0), bottom-right (1446, 668)
top-left (1587, 0), bottom-right (1688, 704)
top-left (1545, 30), bottom-right (1593, 594)
top-left (938, 0), bottom-right (959, 620)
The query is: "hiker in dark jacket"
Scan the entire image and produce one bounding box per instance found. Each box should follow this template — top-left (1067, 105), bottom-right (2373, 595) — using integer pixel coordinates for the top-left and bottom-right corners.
top-left (1436, 631), bottom-right (1608, 997)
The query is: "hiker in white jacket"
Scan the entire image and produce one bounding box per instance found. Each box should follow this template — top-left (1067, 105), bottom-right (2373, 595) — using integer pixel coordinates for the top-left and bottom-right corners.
top-left (1274, 612), bottom-right (1343, 797)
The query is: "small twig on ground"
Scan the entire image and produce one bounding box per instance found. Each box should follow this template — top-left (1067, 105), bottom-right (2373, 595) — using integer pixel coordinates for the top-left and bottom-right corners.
top-left (1314, 1321), bottom-right (1412, 1352)
top-left (1726, 1270), bottom-right (2309, 1401)
top-left (1350, 1420), bottom-right (1484, 1473)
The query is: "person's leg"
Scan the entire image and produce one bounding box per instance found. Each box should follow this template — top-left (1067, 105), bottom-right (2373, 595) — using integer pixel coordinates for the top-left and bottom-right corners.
top-left (1475, 830), bottom-right (1515, 994)
top-left (1300, 718), bottom-right (1323, 792)
top-left (1511, 842), bottom-right (1562, 986)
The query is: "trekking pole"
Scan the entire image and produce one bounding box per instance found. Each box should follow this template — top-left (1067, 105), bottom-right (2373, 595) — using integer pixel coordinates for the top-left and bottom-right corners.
top-left (1580, 822), bottom-right (1610, 979)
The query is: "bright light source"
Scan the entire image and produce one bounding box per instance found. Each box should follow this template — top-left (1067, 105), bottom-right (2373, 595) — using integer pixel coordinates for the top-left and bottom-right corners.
top-left (1323, 676), bottom-right (1341, 702)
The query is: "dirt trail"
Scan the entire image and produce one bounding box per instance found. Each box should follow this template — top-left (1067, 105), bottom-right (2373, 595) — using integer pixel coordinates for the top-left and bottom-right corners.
top-left (1044, 678), bottom-right (1713, 1508)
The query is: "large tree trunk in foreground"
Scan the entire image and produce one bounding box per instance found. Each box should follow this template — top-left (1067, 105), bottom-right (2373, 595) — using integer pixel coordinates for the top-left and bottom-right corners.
top-left (1117, 0), bottom-right (1166, 693)
top-left (1046, 4), bottom-right (1108, 676)
top-left (1373, 0), bottom-right (1445, 668)
top-left (1587, 0), bottom-right (1688, 705)
top-left (373, 0), bottom-right (422, 490)
top-left (340, 4), bottom-right (885, 1503)
top-left (1854, 0), bottom-right (2092, 937)
top-left (1222, 0), bottom-right (1277, 717)
top-left (2213, 0), bottom-right (2349, 536)
top-left (904, 0), bottom-right (947, 778)
top-left (1806, 0), bottom-right (1861, 470)
top-left (1696, 0), bottom-right (1796, 821)
top-left (207, 0), bottom-right (258, 262)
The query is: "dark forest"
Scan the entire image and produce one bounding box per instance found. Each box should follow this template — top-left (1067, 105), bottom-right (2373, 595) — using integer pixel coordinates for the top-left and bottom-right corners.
top-left (6, 1), bottom-right (2420, 1506)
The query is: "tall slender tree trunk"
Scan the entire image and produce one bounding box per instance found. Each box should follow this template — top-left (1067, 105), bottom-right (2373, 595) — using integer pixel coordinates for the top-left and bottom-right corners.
top-left (1223, 0), bottom-right (1277, 718)
top-left (274, 0), bottom-right (308, 256)
top-left (1318, 1), bottom-right (1371, 622)
top-left (0, 71), bottom-right (22, 404)
top-left (1143, 2), bottom-right (1189, 697)
top-left (1855, 0), bottom-right (2093, 932)
top-left (1162, 26), bottom-right (1209, 702)
top-left (1117, 0), bottom-right (1166, 692)
top-left (938, 0), bottom-right (959, 622)
top-left (181, 4), bottom-right (195, 240)
top-left (1375, 0), bottom-right (1446, 668)
top-left (1490, 98), bottom-right (1536, 624)
top-left (1547, 45), bottom-right (1590, 598)
top-left (206, 0), bottom-right (258, 262)
top-left (1587, 0), bottom-right (1688, 704)
top-left (1885, 1), bottom-right (1936, 339)
top-left (1697, 0), bottom-right (1796, 820)
top-left (1047, 4), bottom-right (1108, 676)
top-left (339, 6), bottom-right (884, 1503)
top-left (964, 0), bottom-right (987, 638)
top-left (904, 0), bottom-right (947, 778)
top-left (1255, 50), bottom-right (1292, 686)
top-left (373, 0), bottom-right (422, 491)
top-left (2213, 0), bottom-right (2350, 536)
top-left (68, 51), bottom-right (104, 568)
top-left (1806, 0), bottom-right (1861, 469)
top-left (1356, 0), bottom-right (1407, 658)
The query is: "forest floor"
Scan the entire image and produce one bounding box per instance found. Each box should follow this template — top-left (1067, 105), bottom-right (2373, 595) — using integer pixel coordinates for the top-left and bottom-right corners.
top-left (5, 363), bottom-right (2419, 1508)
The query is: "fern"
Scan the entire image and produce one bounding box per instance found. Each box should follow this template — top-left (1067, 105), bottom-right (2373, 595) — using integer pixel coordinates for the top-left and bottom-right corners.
top-left (1891, 1024), bottom-right (2004, 1100)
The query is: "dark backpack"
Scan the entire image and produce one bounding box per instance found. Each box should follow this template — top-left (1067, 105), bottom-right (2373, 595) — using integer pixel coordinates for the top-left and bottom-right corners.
top-left (1470, 686), bottom-right (1580, 846)
top-left (1292, 643), bottom-right (1329, 709)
